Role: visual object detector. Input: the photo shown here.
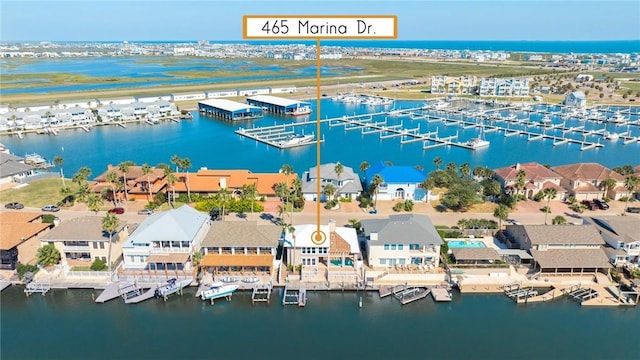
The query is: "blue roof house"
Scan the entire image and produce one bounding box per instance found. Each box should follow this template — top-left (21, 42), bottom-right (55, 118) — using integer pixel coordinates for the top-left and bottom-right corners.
top-left (365, 162), bottom-right (427, 201)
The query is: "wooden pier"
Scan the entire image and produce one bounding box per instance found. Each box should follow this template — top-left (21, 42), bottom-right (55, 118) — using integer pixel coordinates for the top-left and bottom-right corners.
top-left (298, 288), bottom-right (307, 307)
top-left (431, 287), bottom-right (453, 302)
top-left (282, 285), bottom-right (300, 306)
top-left (24, 281), bottom-right (51, 296)
top-left (505, 285), bottom-right (538, 302)
top-left (379, 284), bottom-right (408, 298)
top-left (251, 283), bottom-right (272, 304)
top-left (95, 282), bottom-right (122, 303)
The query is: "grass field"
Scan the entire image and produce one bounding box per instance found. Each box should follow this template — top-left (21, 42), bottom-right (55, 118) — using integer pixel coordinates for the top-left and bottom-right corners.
top-left (0, 178), bottom-right (78, 208)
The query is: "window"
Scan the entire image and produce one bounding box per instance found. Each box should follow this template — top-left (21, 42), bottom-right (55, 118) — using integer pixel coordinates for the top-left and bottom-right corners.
top-left (398, 244), bottom-right (404, 250)
top-left (399, 259), bottom-right (406, 265)
top-left (409, 244), bottom-right (420, 250)
top-left (384, 244), bottom-right (389, 250)
top-left (302, 258), bottom-right (316, 266)
top-left (380, 258), bottom-right (387, 265)
top-left (99, 242), bottom-right (105, 249)
top-left (92, 242), bottom-right (98, 249)
top-left (391, 244), bottom-right (397, 250)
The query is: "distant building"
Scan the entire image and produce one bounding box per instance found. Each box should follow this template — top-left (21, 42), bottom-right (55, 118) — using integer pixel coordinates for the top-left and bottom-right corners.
top-left (564, 91), bottom-right (587, 108)
top-left (575, 74), bottom-right (594, 82)
top-left (478, 78), bottom-right (529, 97)
top-left (173, 168), bottom-right (295, 198)
top-left (552, 163), bottom-right (630, 200)
top-left (0, 152), bottom-right (36, 185)
top-left (430, 76), bottom-right (476, 95)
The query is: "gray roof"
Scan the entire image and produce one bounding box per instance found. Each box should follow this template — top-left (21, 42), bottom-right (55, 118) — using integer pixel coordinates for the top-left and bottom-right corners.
top-left (530, 248), bottom-right (611, 269)
top-left (586, 216), bottom-right (640, 243)
top-left (522, 225), bottom-right (604, 246)
top-left (307, 163), bottom-right (359, 182)
top-left (497, 249), bottom-right (534, 260)
top-left (603, 247), bottom-right (627, 257)
top-left (451, 248), bottom-right (500, 261)
top-left (0, 152), bottom-right (23, 162)
top-left (301, 179), bottom-right (363, 195)
top-left (41, 216), bottom-right (129, 242)
top-left (201, 221), bottom-right (281, 248)
top-left (0, 160), bottom-right (34, 178)
top-left (362, 214), bottom-right (443, 246)
top-left (125, 205), bottom-right (209, 246)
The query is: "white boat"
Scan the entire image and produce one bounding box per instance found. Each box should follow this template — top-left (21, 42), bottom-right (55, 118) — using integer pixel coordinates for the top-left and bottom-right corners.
top-left (434, 100), bottom-right (449, 110)
top-left (466, 138), bottom-right (490, 149)
top-left (200, 282), bottom-right (239, 301)
top-left (220, 276), bottom-right (239, 283)
top-left (155, 278), bottom-right (192, 299)
top-left (608, 112), bottom-right (627, 124)
top-left (603, 131), bottom-right (620, 140)
top-left (290, 105), bottom-right (312, 116)
top-left (242, 277), bottom-right (260, 283)
top-left (540, 115), bottom-right (552, 124)
top-left (278, 133), bottom-right (314, 147)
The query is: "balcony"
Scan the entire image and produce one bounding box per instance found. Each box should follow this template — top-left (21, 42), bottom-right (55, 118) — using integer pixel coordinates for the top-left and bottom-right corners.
top-left (150, 247), bottom-right (190, 254)
top-left (63, 245), bottom-right (91, 252)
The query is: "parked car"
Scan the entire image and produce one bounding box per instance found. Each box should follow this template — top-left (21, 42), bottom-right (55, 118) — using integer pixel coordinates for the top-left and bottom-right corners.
top-left (593, 199), bottom-right (609, 210)
top-left (506, 219), bottom-right (522, 225)
top-left (137, 209), bottom-right (154, 215)
top-left (41, 204), bottom-right (60, 212)
top-left (4, 202), bottom-right (24, 210)
top-left (108, 207), bottom-right (125, 214)
top-left (581, 200), bottom-right (598, 211)
top-left (626, 207), bottom-right (640, 214)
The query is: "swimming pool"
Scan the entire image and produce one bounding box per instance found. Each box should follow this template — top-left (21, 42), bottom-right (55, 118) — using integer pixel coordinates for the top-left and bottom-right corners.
top-left (447, 240), bottom-right (486, 248)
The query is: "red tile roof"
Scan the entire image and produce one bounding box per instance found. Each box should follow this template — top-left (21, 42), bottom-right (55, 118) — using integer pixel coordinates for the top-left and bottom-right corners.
top-left (552, 163), bottom-right (625, 182)
top-left (494, 162), bottom-right (561, 182)
top-left (171, 169), bottom-right (296, 196)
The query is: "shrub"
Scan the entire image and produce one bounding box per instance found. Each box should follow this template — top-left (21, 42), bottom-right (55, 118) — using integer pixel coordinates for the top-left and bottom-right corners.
top-left (295, 264), bottom-right (302, 273)
top-left (393, 203), bottom-right (405, 212)
top-left (37, 244), bottom-right (61, 266)
top-left (259, 196), bottom-right (266, 202)
top-left (16, 263), bottom-right (39, 280)
top-left (403, 199), bottom-right (414, 211)
top-left (324, 200), bottom-right (338, 210)
top-left (569, 203), bottom-right (586, 213)
top-left (359, 197), bottom-right (373, 208)
top-left (339, 197), bottom-right (352, 203)
top-left (145, 201), bottom-right (161, 210)
top-left (90, 259), bottom-right (107, 271)
top-left (619, 196), bottom-right (630, 202)
top-left (41, 214), bottom-right (57, 223)
top-left (533, 191), bottom-right (544, 202)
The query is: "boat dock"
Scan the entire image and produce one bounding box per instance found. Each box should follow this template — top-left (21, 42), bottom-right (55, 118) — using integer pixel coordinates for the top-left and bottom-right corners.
top-left (24, 280), bottom-right (51, 296)
top-left (282, 285), bottom-right (306, 306)
top-left (0, 281), bottom-right (11, 292)
top-left (505, 285), bottom-right (539, 302)
top-left (431, 287), bottom-right (453, 302)
top-left (251, 283), bottom-right (273, 304)
top-left (379, 284), bottom-right (409, 298)
top-left (235, 126), bottom-right (323, 149)
top-left (394, 286), bottom-right (431, 305)
top-left (95, 282), bottom-right (122, 303)
top-left (566, 286), bottom-right (599, 303)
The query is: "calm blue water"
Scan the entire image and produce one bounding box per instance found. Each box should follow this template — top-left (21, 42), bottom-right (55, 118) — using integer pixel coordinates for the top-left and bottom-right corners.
top-left (0, 286), bottom-right (637, 360)
top-left (2, 100), bottom-right (639, 176)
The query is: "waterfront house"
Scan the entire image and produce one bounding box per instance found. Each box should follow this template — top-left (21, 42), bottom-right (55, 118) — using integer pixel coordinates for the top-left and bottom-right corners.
top-left (40, 216), bottom-right (132, 269)
top-left (585, 216), bottom-right (640, 267)
top-left (199, 221), bottom-right (281, 277)
top-left (92, 165), bottom-right (167, 201)
top-left (361, 214), bottom-right (442, 269)
top-left (301, 162), bottom-right (363, 201)
top-left (478, 78), bottom-right (530, 97)
top-left (0, 212), bottom-right (51, 270)
top-left (282, 220), bottom-right (360, 282)
top-left (493, 162), bottom-right (565, 200)
top-left (564, 91), bottom-right (587, 108)
top-left (430, 76), bottom-right (477, 95)
top-left (121, 205), bottom-right (210, 270)
top-left (552, 163), bottom-right (629, 200)
top-left (504, 224), bottom-right (610, 276)
top-left (172, 168), bottom-right (295, 199)
top-left (0, 152), bottom-right (36, 185)
top-left (364, 162), bottom-right (427, 201)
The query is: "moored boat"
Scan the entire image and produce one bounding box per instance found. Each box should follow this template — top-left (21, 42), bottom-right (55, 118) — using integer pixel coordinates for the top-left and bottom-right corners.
top-left (278, 133), bottom-right (314, 147)
top-left (603, 131), bottom-right (620, 140)
top-left (466, 138), bottom-right (490, 149)
top-left (201, 282), bottom-right (239, 302)
top-left (155, 278), bottom-right (192, 300)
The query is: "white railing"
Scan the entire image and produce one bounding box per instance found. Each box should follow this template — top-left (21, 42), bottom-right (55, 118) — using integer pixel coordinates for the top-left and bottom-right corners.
top-left (62, 245), bottom-right (91, 252)
top-left (65, 271), bottom-right (111, 278)
top-left (149, 248), bottom-right (190, 254)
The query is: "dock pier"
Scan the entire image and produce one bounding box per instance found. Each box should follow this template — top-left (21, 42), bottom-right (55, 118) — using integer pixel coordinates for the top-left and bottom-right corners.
top-left (24, 281), bottom-right (51, 296)
top-left (251, 283), bottom-right (272, 304)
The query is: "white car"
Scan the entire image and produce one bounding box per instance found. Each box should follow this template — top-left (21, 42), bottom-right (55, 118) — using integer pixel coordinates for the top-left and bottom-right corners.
top-left (42, 205), bottom-right (60, 212)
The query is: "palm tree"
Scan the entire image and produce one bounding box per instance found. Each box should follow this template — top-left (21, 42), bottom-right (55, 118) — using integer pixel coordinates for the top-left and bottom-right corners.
top-left (241, 183), bottom-right (258, 214)
top-left (280, 164), bottom-right (294, 224)
top-left (170, 154), bottom-right (181, 172)
top-left (180, 157), bottom-right (192, 202)
top-left (514, 169), bottom-right (527, 206)
top-left (53, 155), bottom-right (65, 187)
top-left (600, 178), bottom-right (617, 199)
top-left (370, 174), bottom-right (384, 211)
top-left (445, 161), bottom-right (457, 176)
top-left (87, 193), bottom-right (103, 213)
top-left (323, 183), bottom-right (337, 202)
top-left (36, 244), bottom-right (61, 266)
top-left (460, 162), bottom-right (471, 179)
top-left (60, 186), bottom-right (73, 206)
top-left (218, 187), bottom-right (230, 220)
top-left (333, 162), bottom-right (344, 199)
top-left (165, 171), bottom-right (179, 207)
top-left (102, 213), bottom-right (120, 272)
top-left (421, 178), bottom-right (435, 202)
top-left (281, 223), bottom-right (296, 268)
top-left (106, 170), bottom-right (118, 206)
top-left (493, 204), bottom-right (510, 230)
top-left (433, 156), bottom-right (443, 170)
top-left (543, 188), bottom-right (558, 225)
top-left (623, 175), bottom-right (640, 213)
top-left (359, 161), bottom-right (370, 182)
top-left (141, 163), bottom-right (153, 202)
top-left (117, 161), bottom-right (134, 201)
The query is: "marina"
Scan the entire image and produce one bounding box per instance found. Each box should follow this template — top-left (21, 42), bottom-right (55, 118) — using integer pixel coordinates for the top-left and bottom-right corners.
top-left (247, 95), bottom-right (312, 116)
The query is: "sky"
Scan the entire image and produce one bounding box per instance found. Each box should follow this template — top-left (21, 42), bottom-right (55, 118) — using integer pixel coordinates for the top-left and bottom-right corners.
top-left (1, 0), bottom-right (639, 41)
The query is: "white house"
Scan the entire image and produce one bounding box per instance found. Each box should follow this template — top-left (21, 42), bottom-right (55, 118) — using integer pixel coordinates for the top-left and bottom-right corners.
top-left (121, 205), bottom-right (211, 270)
top-left (564, 91), bottom-right (587, 108)
top-left (361, 214), bottom-right (443, 268)
top-left (586, 216), bottom-right (640, 267)
top-left (364, 162), bottom-right (427, 201)
top-left (301, 162), bottom-right (363, 201)
top-left (479, 78), bottom-right (530, 97)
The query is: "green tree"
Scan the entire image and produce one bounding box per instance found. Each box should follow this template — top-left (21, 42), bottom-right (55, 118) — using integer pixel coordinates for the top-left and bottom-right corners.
top-left (191, 250), bottom-right (203, 267)
top-left (281, 164), bottom-right (294, 224)
top-left (180, 157), bottom-right (192, 202)
top-left (514, 169), bottom-right (527, 206)
top-left (482, 179), bottom-right (502, 200)
top-left (323, 183), bottom-right (337, 202)
top-left (403, 199), bottom-right (414, 211)
top-left (102, 213), bottom-right (120, 272)
top-left (106, 170), bottom-right (118, 206)
top-left (601, 177), bottom-right (617, 199)
top-left (370, 174), bottom-right (384, 211)
top-left (86, 193), bottom-right (103, 213)
top-left (53, 155), bottom-right (65, 187)
top-left (60, 186), bottom-right (73, 206)
top-left (552, 216), bottom-right (567, 225)
top-left (241, 183), bottom-right (258, 214)
top-left (90, 259), bottom-right (107, 271)
top-left (359, 161), bottom-right (370, 181)
top-left (542, 187), bottom-right (558, 225)
top-left (37, 244), bottom-right (61, 266)
top-left (441, 179), bottom-right (482, 211)
top-left (141, 163), bottom-right (154, 202)
top-left (165, 171), bottom-right (179, 207)
top-left (623, 175), bottom-right (640, 213)
top-left (445, 161), bottom-right (458, 177)
top-left (117, 161), bottom-right (134, 201)
top-left (493, 204), bottom-right (510, 229)
top-left (348, 218), bottom-right (362, 233)
top-left (433, 156), bottom-right (443, 170)
top-left (460, 162), bottom-right (471, 179)
top-left (218, 187), bottom-right (231, 220)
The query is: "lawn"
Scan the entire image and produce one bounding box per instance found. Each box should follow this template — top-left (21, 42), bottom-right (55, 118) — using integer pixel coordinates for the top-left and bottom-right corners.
top-left (0, 178), bottom-right (79, 208)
